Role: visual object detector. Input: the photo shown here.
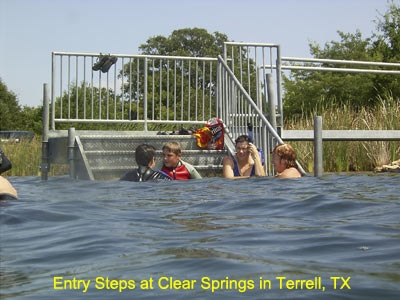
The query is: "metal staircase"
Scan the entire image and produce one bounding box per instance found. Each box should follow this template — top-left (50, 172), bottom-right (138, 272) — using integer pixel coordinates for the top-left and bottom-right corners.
top-left (41, 42), bottom-right (305, 180)
top-left (66, 131), bottom-right (226, 180)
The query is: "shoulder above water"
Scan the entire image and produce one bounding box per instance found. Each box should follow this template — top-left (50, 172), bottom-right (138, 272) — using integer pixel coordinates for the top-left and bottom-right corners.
top-left (276, 167), bottom-right (302, 179)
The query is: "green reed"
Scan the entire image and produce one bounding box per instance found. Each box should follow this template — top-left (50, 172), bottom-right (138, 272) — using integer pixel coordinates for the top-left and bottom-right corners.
top-left (1, 136), bottom-right (68, 177)
top-left (287, 94), bottom-right (400, 173)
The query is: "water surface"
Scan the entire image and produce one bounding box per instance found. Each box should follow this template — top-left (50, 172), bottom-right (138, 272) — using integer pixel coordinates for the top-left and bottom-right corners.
top-left (1, 174), bottom-right (399, 299)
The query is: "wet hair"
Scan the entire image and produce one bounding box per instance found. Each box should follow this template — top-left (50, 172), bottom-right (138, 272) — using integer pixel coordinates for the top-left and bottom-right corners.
top-left (135, 144), bottom-right (156, 166)
top-left (162, 142), bottom-right (182, 155)
top-left (235, 135), bottom-right (251, 145)
top-left (272, 144), bottom-right (297, 168)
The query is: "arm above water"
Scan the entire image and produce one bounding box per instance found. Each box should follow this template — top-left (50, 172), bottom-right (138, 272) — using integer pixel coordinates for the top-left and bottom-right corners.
top-left (181, 160), bottom-right (202, 179)
top-left (222, 155), bottom-right (236, 179)
top-left (0, 176), bottom-right (18, 199)
top-left (248, 143), bottom-right (266, 177)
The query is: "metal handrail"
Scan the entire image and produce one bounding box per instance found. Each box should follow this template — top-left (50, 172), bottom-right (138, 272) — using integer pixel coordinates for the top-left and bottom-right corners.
top-left (50, 52), bottom-right (218, 130)
top-left (217, 56), bottom-right (281, 140)
top-left (261, 56), bottom-right (400, 74)
top-left (217, 55), bottom-right (307, 176)
top-left (282, 56), bottom-right (400, 67)
top-left (218, 55), bottom-right (282, 175)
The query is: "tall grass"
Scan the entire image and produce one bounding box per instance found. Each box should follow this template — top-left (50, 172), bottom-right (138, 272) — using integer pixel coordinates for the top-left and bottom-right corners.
top-left (286, 93), bottom-right (400, 172)
top-left (1, 136), bottom-right (68, 177)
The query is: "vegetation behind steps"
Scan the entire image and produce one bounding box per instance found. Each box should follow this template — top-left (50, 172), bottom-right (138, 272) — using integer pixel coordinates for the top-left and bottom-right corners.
top-left (2, 94), bottom-right (398, 176)
top-left (287, 93), bottom-right (399, 173)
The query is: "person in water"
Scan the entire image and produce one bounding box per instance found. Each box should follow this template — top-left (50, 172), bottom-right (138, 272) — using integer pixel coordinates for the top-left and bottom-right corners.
top-left (0, 147), bottom-right (17, 200)
top-left (159, 142), bottom-right (202, 180)
top-left (223, 135), bottom-right (265, 178)
top-left (0, 176), bottom-right (18, 200)
top-left (0, 147), bottom-right (12, 174)
top-left (120, 144), bottom-right (172, 182)
top-left (271, 143), bottom-right (302, 178)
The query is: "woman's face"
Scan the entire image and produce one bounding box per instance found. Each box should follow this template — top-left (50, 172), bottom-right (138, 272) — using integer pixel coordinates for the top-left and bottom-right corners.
top-left (272, 151), bottom-right (286, 173)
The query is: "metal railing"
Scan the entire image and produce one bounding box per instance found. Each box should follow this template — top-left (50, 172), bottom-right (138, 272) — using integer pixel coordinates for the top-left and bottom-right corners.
top-left (222, 42), bottom-right (283, 129)
top-left (51, 44), bottom-right (285, 135)
top-left (50, 52), bottom-right (218, 130)
top-left (217, 55), bottom-right (286, 176)
top-left (51, 50), bottom-right (399, 131)
top-left (48, 45), bottom-right (302, 176)
top-left (280, 56), bottom-right (400, 74)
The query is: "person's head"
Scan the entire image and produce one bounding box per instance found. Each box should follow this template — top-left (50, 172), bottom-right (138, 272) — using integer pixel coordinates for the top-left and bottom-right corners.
top-left (135, 144), bottom-right (157, 168)
top-left (271, 144), bottom-right (297, 172)
top-left (0, 147), bottom-right (12, 175)
top-left (162, 142), bottom-right (182, 168)
top-left (235, 135), bottom-right (251, 161)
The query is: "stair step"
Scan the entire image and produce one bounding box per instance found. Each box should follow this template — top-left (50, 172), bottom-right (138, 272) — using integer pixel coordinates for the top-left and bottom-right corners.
top-left (79, 135), bottom-right (200, 151)
top-left (84, 150), bottom-right (226, 169)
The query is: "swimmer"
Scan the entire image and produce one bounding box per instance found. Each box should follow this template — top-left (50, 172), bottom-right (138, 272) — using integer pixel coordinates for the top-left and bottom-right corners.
top-left (223, 135), bottom-right (265, 178)
top-left (0, 176), bottom-right (18, 200)
top-left (271, 144), bottom-right (302, 178)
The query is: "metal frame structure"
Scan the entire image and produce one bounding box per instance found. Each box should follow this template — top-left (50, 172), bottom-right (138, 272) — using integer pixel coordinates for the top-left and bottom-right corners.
top-left (42, 43), bottom-right (400, 180)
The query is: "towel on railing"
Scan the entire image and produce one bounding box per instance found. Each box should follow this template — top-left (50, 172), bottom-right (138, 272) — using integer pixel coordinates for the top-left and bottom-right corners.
top-left (193, 117), bottom-right (224, 150)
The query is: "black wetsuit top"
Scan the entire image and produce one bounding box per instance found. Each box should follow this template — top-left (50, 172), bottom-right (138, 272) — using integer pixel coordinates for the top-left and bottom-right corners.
top-left (0, 148), bottom-right (12, 174)
top-left (120, 166), bottom-right (172, 182)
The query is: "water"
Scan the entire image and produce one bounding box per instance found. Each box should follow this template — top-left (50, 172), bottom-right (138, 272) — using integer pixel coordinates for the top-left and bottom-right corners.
top-left (1, 174), bottom-right (399, 300)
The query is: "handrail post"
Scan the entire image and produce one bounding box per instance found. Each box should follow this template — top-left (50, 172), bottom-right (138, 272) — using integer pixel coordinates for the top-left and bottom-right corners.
top-left (314, 116), bottom-right (323, 177)
top-left (266, 73), bottom-right (277, 131)
top-left (41, 83), bottom-right (50, 180)
top-left (51, 52), bottom-right (56, 130)
top-left (143, 57), bottom-right (148, 131)
top-left (276, 45), bottom-right (283, 129)
top-left (68, 128), bottom-right (76, 179)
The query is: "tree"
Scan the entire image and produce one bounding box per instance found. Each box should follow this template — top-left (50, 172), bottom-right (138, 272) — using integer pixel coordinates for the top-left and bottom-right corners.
top-left (133, 28), bottom-right (258, 121)
top-left (373, 1), bottom-right (400, 61)
top-left (0, 79), bottom-right (43, 134)
top-left (139, 28), bottom-right (228, 57)
top-left (283, 1), bottom-right (400, 118)
top-left (53, 82), bottom-right (133, 130)
top-left (0, 78), bottom-right (23, 130)
top-left (122, 28), bottom-right (232, 121)
top-left (370, 1), bottom-right (400, 98)
top-left (20, 106), bottom-right (43, 134)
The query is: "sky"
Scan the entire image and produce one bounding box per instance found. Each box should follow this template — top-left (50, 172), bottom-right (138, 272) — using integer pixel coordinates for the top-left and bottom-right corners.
top-left (0, 0), bottom-right (394, 108)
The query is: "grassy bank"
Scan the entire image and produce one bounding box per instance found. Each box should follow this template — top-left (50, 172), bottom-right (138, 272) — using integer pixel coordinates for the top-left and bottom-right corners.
top-left (1, 95), bottom-right (399, 176)
top-left (286, 94), bottom-right (400, 172)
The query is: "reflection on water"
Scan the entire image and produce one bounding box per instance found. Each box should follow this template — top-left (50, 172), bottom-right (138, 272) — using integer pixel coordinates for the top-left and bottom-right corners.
top-left (1, 174), bottom-right (399, 299)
